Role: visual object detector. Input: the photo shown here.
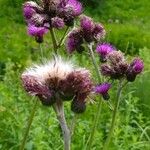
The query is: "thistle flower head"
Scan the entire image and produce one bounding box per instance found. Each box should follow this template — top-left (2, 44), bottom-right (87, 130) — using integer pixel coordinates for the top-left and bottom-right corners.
top-left (94, 83), bottom-right (111, 100)
top-left (107, 50), bottom-right (125, 65)
top-left (28, 24), bottom-right (48, 43)
top-left (96, 43), bottom-right (115, 62)
top-left (131, 58), bottom-right (144, 74)
top-left (66, 28), bottom-right (83, 53)
top-left (51, 16), bottom-right (65, 29)
top-left (126, 58), bottom-right (144, 82)
top-left (57, 0), bottom-right (82, 26)
top-left (80, 15), bottom-right (94, 32)
top-left (60, 0), bottom-right (82, 16)
top-left (21, 57), bottom-right (93, 109)
top-left (101, 50), bottom-right (128, 79)
top-left (92, 23), bottom-right (106, 41)
top-left (23, 1), bottom-right (43, 20)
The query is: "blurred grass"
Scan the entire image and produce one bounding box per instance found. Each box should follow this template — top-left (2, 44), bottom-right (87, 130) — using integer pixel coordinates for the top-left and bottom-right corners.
top-left (0, 0), bottom-right (150, 149)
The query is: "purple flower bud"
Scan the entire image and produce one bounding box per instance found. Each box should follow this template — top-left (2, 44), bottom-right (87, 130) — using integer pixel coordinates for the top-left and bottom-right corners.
top-left (71, 93), bottom-right (87, 113)
top-left (126, 58), bottom-right (144, 82)
top-left (23, 6), bottom-right (35, 20)
top-left (51, 17), bottom-right (65, 29)
top-left (28, 25), bottom-right (48, 43)
top-left (94, 83), bottom-right (111, 100)
top-left (131, 58), bottom-right (144, 74)
top-left (66, 29), bottom-right (83, 53)
top-left (96, 43), bottom-right (115, 62)
top-left (23, 1), bottom-right (43, 20)
top-left (65, 0), bottom-right (83, 16)
top-left (93, 23), bottom-right (106, 41)
top-left (80, 15), bottom-right (94, 32)
top-left (58, 0), bottom-right (82, 26)
top-left (101, 64), bottom-right (113, 76)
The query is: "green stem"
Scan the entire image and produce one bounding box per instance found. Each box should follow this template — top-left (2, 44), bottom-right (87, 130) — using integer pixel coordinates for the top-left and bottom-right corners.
top-left (19, 99), bottom-right (38, 150)
top-left (86, 43), bottom-right (103, 149)
top-left (57, 27), bottom-right (70, 48)
top-left (87, 99), bottom-right (102, 150)
top-left (39, 44), bottom-right (44, 62)
top-left (50, 28), bottom-right (58, 54)
top-left (102, 80), bottom-right (123, 150)
top-left (88, 43), bottom-right (102, 83)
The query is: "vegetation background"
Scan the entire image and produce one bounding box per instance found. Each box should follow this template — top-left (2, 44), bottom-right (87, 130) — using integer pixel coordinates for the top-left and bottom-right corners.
top-left (0, 0), bottom-right (150, 149)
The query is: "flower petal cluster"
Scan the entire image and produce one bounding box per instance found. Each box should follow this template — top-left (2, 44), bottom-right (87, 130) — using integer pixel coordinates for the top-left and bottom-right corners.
top-left (23, 0), bottom-right (83, 42)
top-left (101, 51), bottom-right (128, 79)
top-left (21, 57), bottom-right (93, 113)
top-left (126, 58), bottom-right (144, 82)
top-left (96, 43), bottom-right (115, 62)
top-left (94, 83), bottom-right (111, 100)
top-left (100, 50), bottom-right (144, 81)
top-left (66, 15), bottom-right (106, 53)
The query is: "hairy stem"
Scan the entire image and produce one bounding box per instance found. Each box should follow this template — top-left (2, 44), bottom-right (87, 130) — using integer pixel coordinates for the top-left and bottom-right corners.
top-left (87, 43), bottom-right (103, 149)
top-left (19, 99), bottom-right (38, 150)
top-left (53, 100), bottom-right (71, 150)
top-left (102, 80), bottom-right (123, 150)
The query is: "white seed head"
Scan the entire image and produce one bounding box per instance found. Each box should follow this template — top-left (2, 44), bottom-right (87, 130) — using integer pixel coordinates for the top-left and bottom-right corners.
top-left (22, 57), bottom-right (75, 85)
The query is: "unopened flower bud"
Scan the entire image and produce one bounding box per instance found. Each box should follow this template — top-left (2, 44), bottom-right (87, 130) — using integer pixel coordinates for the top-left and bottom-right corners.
top-left (126, 58), bottom-right (144, 82)
top-left (51, 17), bottom-right (65, 29)
top-left (71, 94), bottom-right (87, 113)
top-left (66, 29), bottom-right (83, 53)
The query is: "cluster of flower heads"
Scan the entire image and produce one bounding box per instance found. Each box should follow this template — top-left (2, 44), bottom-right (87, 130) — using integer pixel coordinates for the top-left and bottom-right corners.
top-left (66, 15), bottom-right (106, 53)
top-left (21, 57), bottom-right (93, 113)
top-left (23, 0), bottom-right (83, 43)
top-left (94, 43), bottom-right (144, 100)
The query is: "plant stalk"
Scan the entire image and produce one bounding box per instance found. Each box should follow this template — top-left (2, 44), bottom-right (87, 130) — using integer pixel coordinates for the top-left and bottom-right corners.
top-left (19, 99), bottom-right (38, 150)
top-left (57, 27), bottom-right (70, 48)
top-left (87, 43), bottom-right (103, 149)
top-left (50, 28), bottom-right (58, 54)
top-left (102, 80), bottom-right (123, 150)
top-left (53, 100), bottom-right (71, 150)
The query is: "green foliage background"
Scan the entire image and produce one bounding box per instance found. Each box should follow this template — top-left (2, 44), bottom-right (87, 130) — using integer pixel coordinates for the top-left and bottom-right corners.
top-left (0, 0), bottom-right (150, 149)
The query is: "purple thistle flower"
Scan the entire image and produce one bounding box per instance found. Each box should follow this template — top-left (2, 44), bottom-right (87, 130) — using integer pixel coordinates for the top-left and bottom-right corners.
top-left (65, 0), bottom-right (82, 16)
top-left (80, 15), bottom-right (94, 32)
top-left (66, 29), bottom-right (83, 53)
top-left (96, 43), bottom-right (115, 62)
top-left (28, 25), bottom-right (48, 43)
top-left (51, 17), bottom-right (65, 29)
top-left (23, 1), bottom-right (43, 21)
top-left (126, 58), bottom-right (144, 82)
top-left (93, 23), bottom-right (106, 41)
top-left (131, 58), bottom-right (144, 74)
top-left (23, 6), bottom-right (35, 20)
top-left (94, 83), bottom-right (111, 100)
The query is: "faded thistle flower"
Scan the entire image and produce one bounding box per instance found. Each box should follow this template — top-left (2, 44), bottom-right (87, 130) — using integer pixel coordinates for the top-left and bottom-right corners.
top-left (96, 43), bottom-right (115, 62)
top-left (94, 83), bottom-right (111, 100)
top-left (21, 57), bottom-right (93, 113)
top-left (101, 51), bottom-right (128, 79)
top-left (126, 58), bottom-right (144, 82)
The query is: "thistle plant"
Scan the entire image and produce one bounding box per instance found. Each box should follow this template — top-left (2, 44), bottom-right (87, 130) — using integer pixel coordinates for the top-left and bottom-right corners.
top-left (20, 0), bottom-right (144, 150)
